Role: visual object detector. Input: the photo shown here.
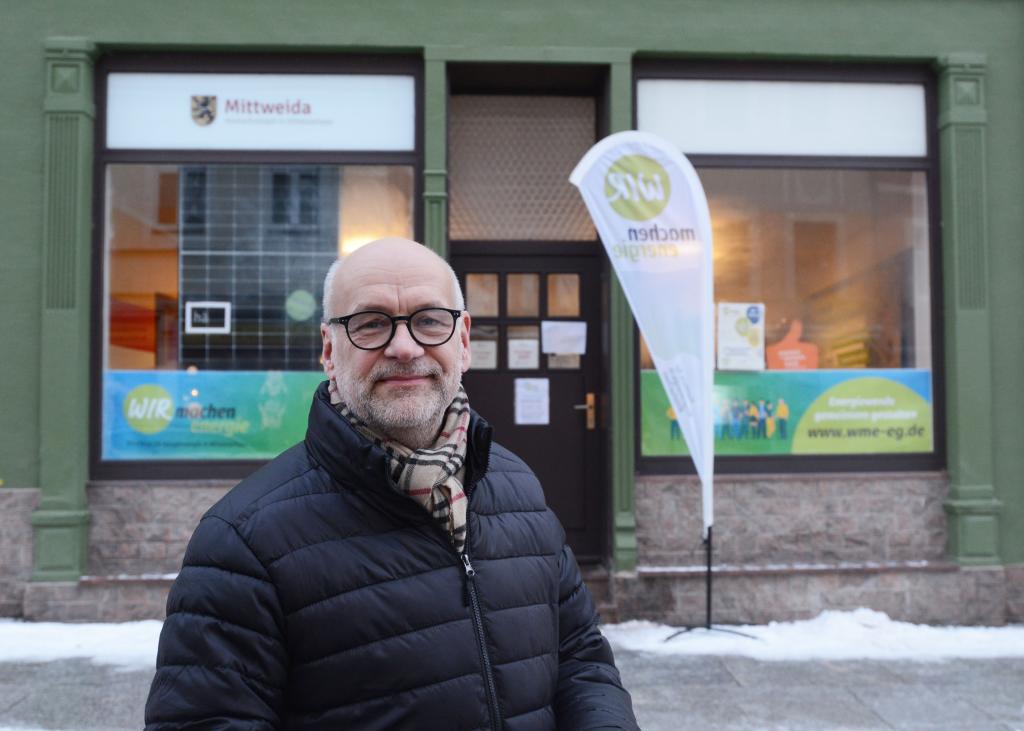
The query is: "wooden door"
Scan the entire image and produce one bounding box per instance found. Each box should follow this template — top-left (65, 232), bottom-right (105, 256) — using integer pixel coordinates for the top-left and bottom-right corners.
top-left (454, 245), bottom-right (606, 561)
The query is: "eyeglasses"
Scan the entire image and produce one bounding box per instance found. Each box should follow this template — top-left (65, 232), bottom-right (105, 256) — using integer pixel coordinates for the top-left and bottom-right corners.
top-left (326, 307), bottom-right (463, 351)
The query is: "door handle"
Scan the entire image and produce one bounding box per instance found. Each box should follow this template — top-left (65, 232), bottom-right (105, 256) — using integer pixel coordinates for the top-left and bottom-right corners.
top-left (572, 392), bottom-right (596, 430)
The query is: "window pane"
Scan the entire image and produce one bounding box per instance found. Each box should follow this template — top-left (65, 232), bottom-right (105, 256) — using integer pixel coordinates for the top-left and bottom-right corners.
top-left (470, 324), bottom-right (499, 370)
top-left (507, 325), bottom-right (540, 370)
top-left (102, 163), bottom-right (414, 461)
top-left (448, 95), bottom-right (596, 241)
top-left (547, 273), bottom-right (580, 317)
top-left (466, 273), bottom-right (499, 317)
top-left (507, 273), bottom-right (539, 317)
top-left (707, 168), bottom-right (931, 369)
top-left (641, 167), bottom-right (934, 458)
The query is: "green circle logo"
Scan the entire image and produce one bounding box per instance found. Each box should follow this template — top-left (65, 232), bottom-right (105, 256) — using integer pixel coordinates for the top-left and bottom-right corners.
top-left (604, 154), bottom-right (671, 221)
top-left (285, 288), bottom-right (318, 321)
top-left (123, 384), bottom-right (174, 434)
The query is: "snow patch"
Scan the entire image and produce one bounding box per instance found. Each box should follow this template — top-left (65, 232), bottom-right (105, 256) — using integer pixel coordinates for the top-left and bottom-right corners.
top-left (603, 608), bottom-right (1024, 661)
top-left (0, 619), bottom-right (162, 671)
top-left (1, 609), bottom-right (1022, 672)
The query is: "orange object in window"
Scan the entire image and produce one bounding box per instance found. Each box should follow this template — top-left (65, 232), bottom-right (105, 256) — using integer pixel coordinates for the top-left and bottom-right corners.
top-left (766, 319), bottom-right (819, 370)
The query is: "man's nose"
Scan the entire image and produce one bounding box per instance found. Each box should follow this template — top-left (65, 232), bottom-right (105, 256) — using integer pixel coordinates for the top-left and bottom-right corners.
top-left (384, 322), bottom-right (425, 361)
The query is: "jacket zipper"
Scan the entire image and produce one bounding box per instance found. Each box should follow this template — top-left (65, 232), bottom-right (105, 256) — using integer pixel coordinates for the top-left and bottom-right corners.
top-left (461, 547), bottom-right (502, 731)
top-left (357, 438), bottom-right (500, 729)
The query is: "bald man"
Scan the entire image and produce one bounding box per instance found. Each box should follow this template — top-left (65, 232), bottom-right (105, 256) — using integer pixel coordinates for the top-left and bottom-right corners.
top-left (145, 239), bottom-right (638, 731)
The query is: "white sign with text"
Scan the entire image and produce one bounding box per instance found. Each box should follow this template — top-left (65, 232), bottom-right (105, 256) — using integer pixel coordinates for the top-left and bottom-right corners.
top-left (107, 73), bottom-right (415, 151)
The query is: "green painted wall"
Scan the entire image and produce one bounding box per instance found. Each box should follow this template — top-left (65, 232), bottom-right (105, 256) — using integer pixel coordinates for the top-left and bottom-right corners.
top-left (2, 0), bottom-right (1022, 563)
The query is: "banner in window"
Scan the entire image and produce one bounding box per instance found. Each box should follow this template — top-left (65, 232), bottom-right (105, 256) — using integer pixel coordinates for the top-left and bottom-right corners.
top-left (102, 370), bottom-right (325, 460)
top-left (642, 368), bottom-right (933, 457)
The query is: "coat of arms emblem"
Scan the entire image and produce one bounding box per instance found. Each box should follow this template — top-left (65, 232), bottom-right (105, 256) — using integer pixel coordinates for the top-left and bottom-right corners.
top-left (191, 95), bottom-right (217, 126)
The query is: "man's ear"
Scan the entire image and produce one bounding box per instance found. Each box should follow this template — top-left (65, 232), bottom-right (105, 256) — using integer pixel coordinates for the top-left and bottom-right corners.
top-left (320, 323), bottom-right (335, 378)
top-left (459, 312), bottom-right (471, 374)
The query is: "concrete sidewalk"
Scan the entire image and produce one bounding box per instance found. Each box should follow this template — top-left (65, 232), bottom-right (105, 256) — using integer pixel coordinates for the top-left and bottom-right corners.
top-left (0, 651), bottom-right (1022, 730)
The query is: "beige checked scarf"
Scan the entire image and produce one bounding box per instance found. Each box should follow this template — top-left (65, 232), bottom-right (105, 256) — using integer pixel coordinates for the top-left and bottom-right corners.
top-left (333, 387), bottom-right (472, 553)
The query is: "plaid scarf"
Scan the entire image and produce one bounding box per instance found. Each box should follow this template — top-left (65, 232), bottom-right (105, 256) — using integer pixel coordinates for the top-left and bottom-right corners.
top-left (334, 387), bottom-right (471, 554)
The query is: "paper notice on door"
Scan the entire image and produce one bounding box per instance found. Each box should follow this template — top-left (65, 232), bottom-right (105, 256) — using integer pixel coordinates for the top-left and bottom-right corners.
top-left (541, 320), bottom-right (587, 354)
top-left (514, 378), bottom-right (550, 425)
top-left (508, 338), bottom-right (540, 369)
top-left (470, 339), bottom-right (498, 370)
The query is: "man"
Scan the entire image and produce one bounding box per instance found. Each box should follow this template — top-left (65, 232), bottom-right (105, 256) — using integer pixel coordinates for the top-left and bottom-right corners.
top-left (145, 238), bottom-right (638, 730)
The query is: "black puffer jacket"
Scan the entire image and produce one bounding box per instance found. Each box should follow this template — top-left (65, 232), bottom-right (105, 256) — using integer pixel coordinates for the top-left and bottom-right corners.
top-left (145, 382), bottom-right (638, 730)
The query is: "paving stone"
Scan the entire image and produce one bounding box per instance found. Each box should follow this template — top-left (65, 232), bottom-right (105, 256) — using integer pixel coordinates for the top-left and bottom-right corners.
top-left (1, 652), bottom-right (1023, 731)
top-left (721, 657), bottom-right (904, 688)
top-left (733, 685), bottom-right (892, 729)
top-left (852, 686), bottom-right (992, 727)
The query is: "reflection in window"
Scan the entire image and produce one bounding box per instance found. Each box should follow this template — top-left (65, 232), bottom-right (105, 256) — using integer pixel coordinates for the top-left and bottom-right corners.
top-left (105, 163), bottom-right (414, 373)
top-left (640, 168), bottom-right (931, 371)
top-left (466, 273), bottom-right (499, 317)
top-left (507, 273), bottom-right (539, 317)
top-left (547, 273), bottom-right (580, 317)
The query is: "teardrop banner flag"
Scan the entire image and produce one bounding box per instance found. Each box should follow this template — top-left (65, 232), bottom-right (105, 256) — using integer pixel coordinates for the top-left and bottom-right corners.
top-left (570, 131), bottom-right (715, 535)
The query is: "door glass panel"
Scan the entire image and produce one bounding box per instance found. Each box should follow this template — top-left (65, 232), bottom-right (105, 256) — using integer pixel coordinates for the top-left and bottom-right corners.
top-left (470, 324), bottom-right (499, 370)
top-left (547, 273), bottom-right (580, 317)
top-left (507, 324), bottom-right (540, 370)
top-left (466, 273), bottom-right (499, 317)
top-left (507, 273), bottom-right (539, 317)
top-left (548, 353), bottom-right (581, 370)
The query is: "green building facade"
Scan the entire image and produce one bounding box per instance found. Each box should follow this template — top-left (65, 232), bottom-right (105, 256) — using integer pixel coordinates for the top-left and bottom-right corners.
top-left (0, 0), bottom-right (1020, 623)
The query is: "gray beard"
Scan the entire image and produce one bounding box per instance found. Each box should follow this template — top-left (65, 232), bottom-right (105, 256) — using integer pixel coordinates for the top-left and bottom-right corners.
top-left (337, 364), bottom-right (462, 450)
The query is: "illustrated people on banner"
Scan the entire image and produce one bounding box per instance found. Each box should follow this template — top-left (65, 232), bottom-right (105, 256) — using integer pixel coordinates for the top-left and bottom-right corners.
top-left (719, 400), bottom-right (733, 440)
top-left (747, 400), bottom-right (759, 439)
top-left (667, 405), bottom-right (682, 441)
top-left (776, 397), bottom-right (790, 439)
top-left (145, 238), bottom-right (639, 731)
top-left (731, 398), bottom-right (744, 439)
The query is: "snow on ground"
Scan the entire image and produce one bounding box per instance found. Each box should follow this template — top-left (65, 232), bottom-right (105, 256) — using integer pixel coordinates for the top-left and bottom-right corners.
top-left (1, 609), bottom-right (1022, 671)
top-left (0, 619), bottom-right (162, 671)
top-left (602, 608), bottom-right (1024, 661)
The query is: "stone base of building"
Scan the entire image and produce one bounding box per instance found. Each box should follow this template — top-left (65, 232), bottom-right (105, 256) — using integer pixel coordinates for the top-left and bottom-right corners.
top-left (0, 488), bottom-right (39, 618)
top-left (612, 562), bottom-right (1011, 626)
top-left (5, 476), bottom-right (1022, 625)
top-left (22, 577), bottom-right (173, 622)
top-left (14, 563), bottom-right (1016, 626)
top-left (1007, 564), bottom-right (1024, 623)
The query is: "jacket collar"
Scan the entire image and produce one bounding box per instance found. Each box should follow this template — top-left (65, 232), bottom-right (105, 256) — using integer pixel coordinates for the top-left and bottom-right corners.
top-left (304, 380), bottom-right (493, 494)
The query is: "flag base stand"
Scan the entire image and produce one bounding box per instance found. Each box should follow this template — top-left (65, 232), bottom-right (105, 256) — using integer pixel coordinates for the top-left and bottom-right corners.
top-left (664, 526), bottom-right (756, 641)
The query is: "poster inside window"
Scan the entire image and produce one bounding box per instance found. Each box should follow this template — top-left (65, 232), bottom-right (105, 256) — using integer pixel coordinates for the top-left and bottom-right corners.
top-left (641, 167), bottom-right (934, 457)
top-left (102, 163), bottom-right (415, 460)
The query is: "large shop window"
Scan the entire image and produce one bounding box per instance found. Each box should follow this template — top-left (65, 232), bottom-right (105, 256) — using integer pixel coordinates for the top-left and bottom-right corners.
top-left (635, 71), bottom-right (939, 467)
top-left (95, 66), bottom-right (417, 471)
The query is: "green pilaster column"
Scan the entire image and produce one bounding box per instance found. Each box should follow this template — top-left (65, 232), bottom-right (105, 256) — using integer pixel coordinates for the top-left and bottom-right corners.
top-left (936, 53), bottom-right (1001, 565)
top-left (422, 54), bottom-right (447, 259)
top-left (31, 38), bottom-right (96, 581)
top-left (608, 58), bottom-right (637, 571)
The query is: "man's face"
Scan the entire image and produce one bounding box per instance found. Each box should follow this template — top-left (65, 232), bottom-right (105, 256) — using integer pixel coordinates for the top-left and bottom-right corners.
top-left (321, 240), bottom-right (471, 441)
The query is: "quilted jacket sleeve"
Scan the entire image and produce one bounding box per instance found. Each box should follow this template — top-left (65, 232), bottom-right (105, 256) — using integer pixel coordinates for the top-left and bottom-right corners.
top-left (553, 543), bottom-right (640, 730)
top-left (144, 515), bottom-right (289, 730)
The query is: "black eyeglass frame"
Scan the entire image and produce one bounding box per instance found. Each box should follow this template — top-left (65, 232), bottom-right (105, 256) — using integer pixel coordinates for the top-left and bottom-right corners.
top-left (326, 307), bottom-right (464, 351)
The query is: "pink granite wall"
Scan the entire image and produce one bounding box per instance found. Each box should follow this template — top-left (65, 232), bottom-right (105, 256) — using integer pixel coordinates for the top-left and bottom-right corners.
top-left (86, 481), bottom-right (232, 576)
top-left (634, 472), bottom-right (948, 567)
top-left (0, 488), bottom-right (39, 617)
